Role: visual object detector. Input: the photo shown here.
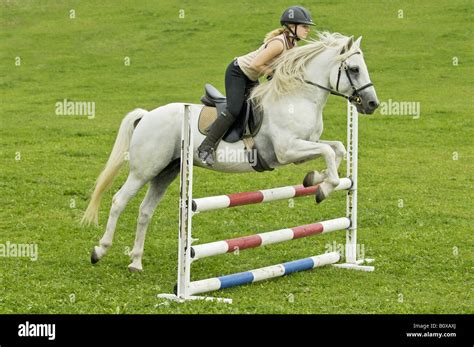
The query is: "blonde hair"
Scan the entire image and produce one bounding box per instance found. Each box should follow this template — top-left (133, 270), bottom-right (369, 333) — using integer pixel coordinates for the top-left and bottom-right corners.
top-left (263, 27), bottom-right (288, 43)
top-left (251, 31), bottom-right (359, 109)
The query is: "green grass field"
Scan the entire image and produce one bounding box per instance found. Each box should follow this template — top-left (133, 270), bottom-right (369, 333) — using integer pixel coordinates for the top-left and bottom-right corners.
top-left (1, 0), bottom-right (472, 314)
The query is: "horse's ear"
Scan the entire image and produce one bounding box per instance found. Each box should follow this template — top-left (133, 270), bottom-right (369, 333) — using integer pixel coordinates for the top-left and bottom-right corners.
top-left (354, 36), bottom-right (362, 48)
top-left (340, 36), bottom-right (354, 55)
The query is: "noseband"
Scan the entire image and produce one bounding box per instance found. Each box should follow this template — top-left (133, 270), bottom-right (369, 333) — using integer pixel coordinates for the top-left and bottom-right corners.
top-left (304, 52), bottom-right (374, 104)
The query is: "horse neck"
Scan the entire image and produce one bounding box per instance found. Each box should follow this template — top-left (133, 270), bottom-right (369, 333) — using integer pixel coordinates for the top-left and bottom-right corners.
top-left (305, 49), bottom-right (338, 105)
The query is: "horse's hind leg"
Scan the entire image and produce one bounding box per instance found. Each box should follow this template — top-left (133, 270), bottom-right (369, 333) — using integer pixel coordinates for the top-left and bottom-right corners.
top-left (91, 173), bottom-right (147, 264)
top-left (128, 159), bottom-right (180, 272)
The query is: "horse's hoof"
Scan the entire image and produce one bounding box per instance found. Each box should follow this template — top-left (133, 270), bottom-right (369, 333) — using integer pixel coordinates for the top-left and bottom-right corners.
top-left (303, 171), bottom-right (315, 187)
top-left (128, 265), bottom-right (143, 273)
top-left (303, 170), bottom-right (326, 187)
top-left (91, 247), bottom-right (100, 264)
top-left (315, 186), bottom-right (326, 204)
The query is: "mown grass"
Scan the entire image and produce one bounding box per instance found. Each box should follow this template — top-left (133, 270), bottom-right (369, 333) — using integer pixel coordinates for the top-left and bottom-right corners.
top-left (0, 0), bottom-right (472, 313)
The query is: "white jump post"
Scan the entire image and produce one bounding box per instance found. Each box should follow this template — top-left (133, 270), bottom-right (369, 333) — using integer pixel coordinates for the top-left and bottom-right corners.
top-left (158, 103), bottom-right (203, 303)
top-left (333, 101), bottom-right (375, 271)
top-left (158, 101), bottom-right (374, 304)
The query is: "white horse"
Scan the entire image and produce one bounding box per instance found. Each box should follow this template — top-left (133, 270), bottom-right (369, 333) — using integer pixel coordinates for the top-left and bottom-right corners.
top-left (81, 32), bottom-right (379, 272)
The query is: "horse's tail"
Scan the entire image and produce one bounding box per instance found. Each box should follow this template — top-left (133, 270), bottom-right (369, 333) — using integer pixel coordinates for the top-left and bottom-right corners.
top-left (81, 108), bottom-right (147, 227)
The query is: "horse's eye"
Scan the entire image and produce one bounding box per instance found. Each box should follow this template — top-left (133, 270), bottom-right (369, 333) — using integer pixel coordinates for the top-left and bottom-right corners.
top-left (349, 66), bottom-right (359, 74)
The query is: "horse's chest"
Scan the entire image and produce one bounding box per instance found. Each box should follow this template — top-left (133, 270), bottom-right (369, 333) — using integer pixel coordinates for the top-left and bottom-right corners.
top-left (284, 115), bottom-right (323, 142)
top-left (300, 112), bottom-right (323, 141)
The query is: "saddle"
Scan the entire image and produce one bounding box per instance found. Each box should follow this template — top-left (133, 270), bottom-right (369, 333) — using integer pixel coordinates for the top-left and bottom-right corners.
top-left (198, 84), bottom-right (272, 172)
top-left (198, 84), bottom-right (262, 143)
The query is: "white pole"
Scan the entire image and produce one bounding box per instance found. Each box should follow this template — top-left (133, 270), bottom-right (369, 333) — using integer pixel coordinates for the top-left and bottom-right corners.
top-left (176, 104), bottom-right (194, 299)
top-left (334, 101), bottom-right (374, 271)
top-left (346, 101), bottom-right (358, 264)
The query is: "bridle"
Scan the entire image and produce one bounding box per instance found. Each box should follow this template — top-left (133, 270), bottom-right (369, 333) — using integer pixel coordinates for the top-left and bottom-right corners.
top-left (304, 52), bottom-right (374, 104)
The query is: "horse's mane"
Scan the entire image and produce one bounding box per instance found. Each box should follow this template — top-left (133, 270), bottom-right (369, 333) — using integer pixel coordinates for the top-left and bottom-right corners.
top-left (250, 31), bottom-right (359, 109)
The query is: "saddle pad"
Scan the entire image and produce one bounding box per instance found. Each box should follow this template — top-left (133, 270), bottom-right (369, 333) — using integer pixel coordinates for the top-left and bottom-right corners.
top-left (198, 103), bottom-right (264, 143)
top-left (198, 106), bottom-right (218, 136)
top-left (197, 106), bottom-right (273, 172)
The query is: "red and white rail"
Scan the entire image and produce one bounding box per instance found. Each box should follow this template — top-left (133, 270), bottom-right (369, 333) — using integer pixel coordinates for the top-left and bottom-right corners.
top-left (192, 178), bottom-right (352, 213)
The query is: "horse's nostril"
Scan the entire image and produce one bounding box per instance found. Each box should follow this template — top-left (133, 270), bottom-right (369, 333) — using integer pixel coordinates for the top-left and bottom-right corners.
top-left (368, 101), bottom-right (379, 109)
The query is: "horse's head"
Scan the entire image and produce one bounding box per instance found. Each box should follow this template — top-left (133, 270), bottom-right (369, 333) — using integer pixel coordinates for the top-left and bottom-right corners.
top-left (328, 36), bottom-right (379, 114)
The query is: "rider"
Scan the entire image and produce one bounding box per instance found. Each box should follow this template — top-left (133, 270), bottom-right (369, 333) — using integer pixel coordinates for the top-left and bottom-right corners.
top-left (197, 6), bottom-right (315, 166)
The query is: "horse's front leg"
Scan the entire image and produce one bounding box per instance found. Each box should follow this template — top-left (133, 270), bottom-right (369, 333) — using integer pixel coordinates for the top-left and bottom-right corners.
top-left (275, 138), bottom-right (340, 203)
top-left (303, 140), bottom-right (346, 187)
top-left (321, 140), bottom-right (346, 170)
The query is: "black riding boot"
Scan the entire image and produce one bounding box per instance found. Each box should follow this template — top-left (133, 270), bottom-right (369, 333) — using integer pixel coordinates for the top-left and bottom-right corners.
top-left (197, 110), bottom-right (236, 166)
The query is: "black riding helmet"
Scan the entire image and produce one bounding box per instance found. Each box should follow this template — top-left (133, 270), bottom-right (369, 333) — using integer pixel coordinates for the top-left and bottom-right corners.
top-left (280, 6), bottom-right (315, 41)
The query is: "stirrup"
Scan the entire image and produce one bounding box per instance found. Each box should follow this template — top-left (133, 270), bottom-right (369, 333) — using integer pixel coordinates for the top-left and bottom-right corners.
top-left (198, 145), bottom-right (216, 166)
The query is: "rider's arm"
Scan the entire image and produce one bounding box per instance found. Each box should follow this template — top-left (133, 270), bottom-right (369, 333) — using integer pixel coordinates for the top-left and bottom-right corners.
top-left (249, 40), bottom-right (284, 77)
